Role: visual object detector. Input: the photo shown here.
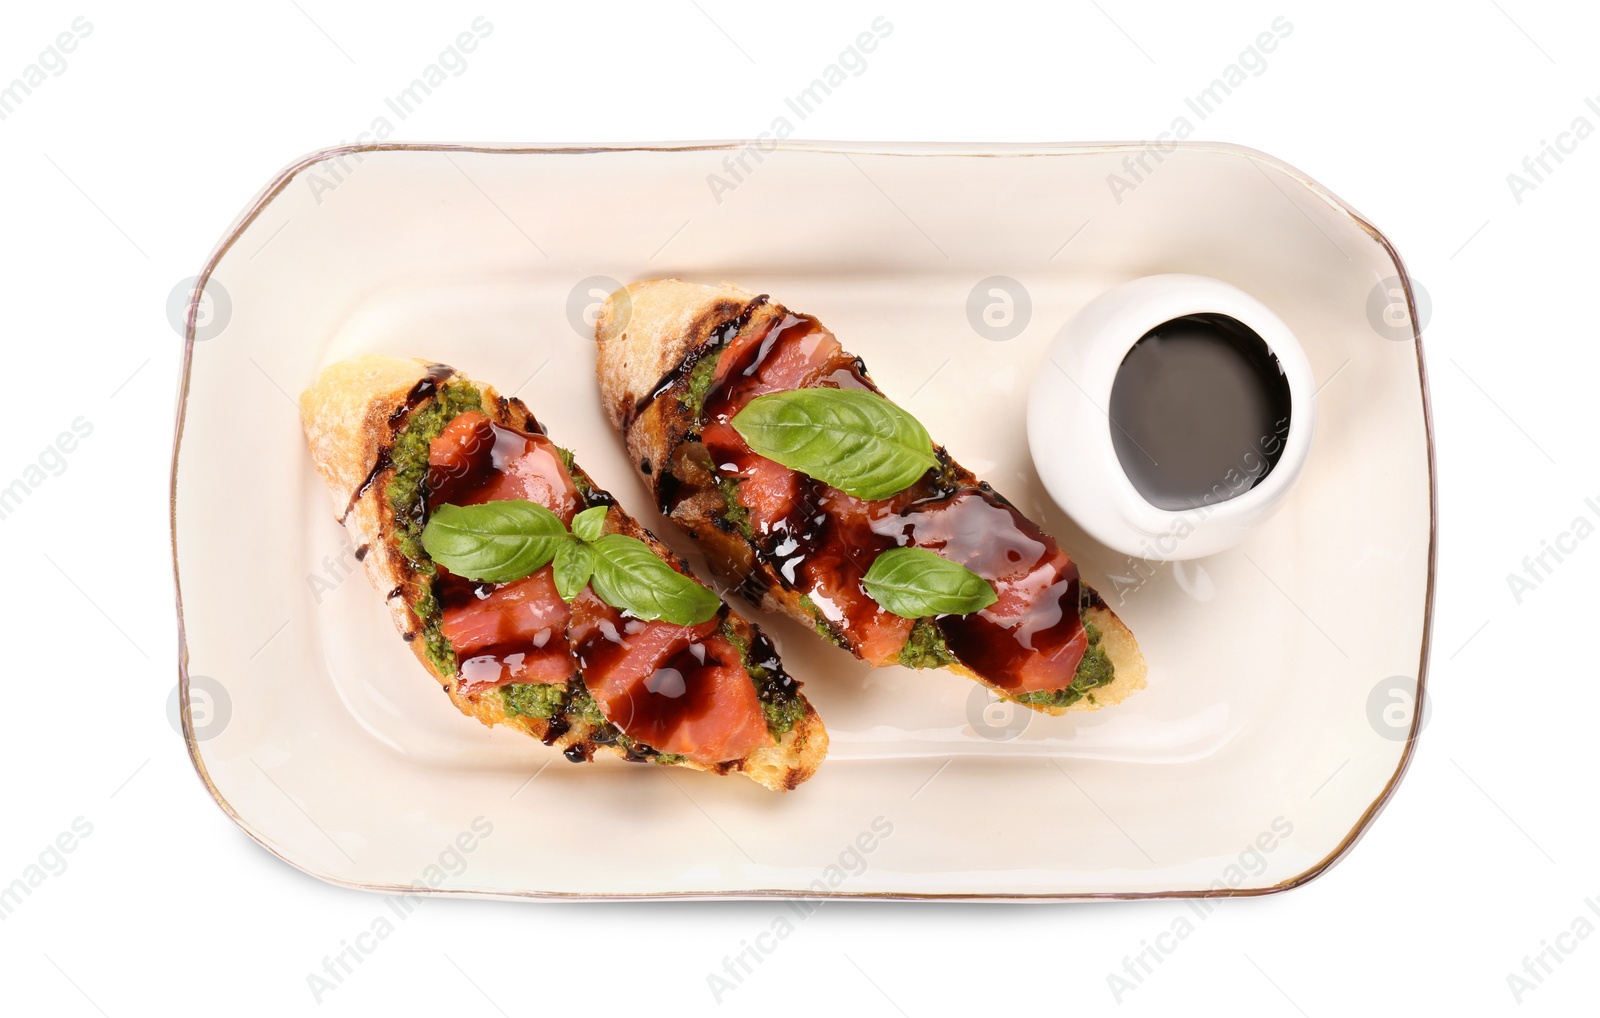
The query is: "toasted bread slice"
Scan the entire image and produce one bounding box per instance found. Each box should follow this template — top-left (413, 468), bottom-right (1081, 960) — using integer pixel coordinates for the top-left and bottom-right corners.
top-left (596, 281), bottom-right (1147, 715)
top-left (300, 354), bottom-right (827, 790)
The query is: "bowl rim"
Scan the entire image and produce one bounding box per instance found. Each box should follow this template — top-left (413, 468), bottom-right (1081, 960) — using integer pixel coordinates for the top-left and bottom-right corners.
top-left (1029, 271), bottom-right (1320, 559)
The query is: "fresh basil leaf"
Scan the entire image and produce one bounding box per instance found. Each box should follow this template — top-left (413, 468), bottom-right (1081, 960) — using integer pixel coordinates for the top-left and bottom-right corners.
top-left (730, 388), bottom-right (938, 501)
top-left (571, 505), bottom-right (608, 543)
top-left (552, 539), bottom-right (595, 601)
top-left (419, 500), bottom-right (568, 583)
top-left (862, 546), bottom-right (998, 619)
top-left (588, 533), bottom-right (721, 625)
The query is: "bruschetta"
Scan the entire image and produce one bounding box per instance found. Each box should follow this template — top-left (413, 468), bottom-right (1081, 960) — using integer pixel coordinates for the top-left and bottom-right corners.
top-left (594, 281), bottom-right (1147, 715)
top-left (300, 354), bottom-right (827, 790)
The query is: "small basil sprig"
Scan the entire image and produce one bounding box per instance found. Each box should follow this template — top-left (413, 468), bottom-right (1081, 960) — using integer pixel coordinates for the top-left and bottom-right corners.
top-left (570, 505), bottom-right (607, 542)
top-left (420, 500), bottom-right (720, 625)
top-left (552, 540), bottom-right (596, 601)
top-left (862, 547), bottom-right (998, 619)
top-left (730, 388), bottom-right (938, 501)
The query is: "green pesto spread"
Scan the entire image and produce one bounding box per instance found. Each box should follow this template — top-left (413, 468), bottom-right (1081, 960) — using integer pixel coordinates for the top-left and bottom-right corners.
top-left (499, 677), bottom-right (611, 737)
top-left (893, 603), bottom-right (1114, 706)
top-left (409, 582), bottom-right (454, 680)
top-left (681, 353), bottom-right (721, 420)
top-left (898, 618), bottom-right (956, 669)
top-left (388, 381), bottom-right (484, 567)
top-left (386, 380), bottom-right (483, 677)
top-left (761, 696), bottom-right (805, 737)
top-left (561, 679), bottom-right (606, 728)
top-left (895, 612), bottom-right (1116, 707)
top-left (716, 475), bottom-right (752, 538)
top-left (1013, 620), bottom-right (1115, 710)
top-left (496, 678), bottom-right (692, 766)
top-left (500, 681), bottom-right (567, 719)
top-left (721, 621), bottom-right (805, 737)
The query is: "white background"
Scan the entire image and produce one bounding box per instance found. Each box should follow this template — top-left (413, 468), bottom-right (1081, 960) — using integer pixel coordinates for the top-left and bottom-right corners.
top-left (2, 1), bottom-right (1595, 1015)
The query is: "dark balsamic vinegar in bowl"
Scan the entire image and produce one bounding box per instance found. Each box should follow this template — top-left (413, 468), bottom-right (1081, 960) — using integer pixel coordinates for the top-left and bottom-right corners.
top-left (1107, 314), bottom-right (1292, 512)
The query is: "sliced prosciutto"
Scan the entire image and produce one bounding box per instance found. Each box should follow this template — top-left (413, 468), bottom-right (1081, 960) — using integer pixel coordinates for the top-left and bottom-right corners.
top-left (427, 410), bottom-right (578, 522)
top-left (426, 409), bottom-right (584, 695)
top-left (568, 592), bottom-right (770, 765)
top-left (439, 567), bottom-right (575, 694)
top-left (693, 310), bottom-right (1089, 688)
top-left (872, 491), bottom-right (1088, 691)
top-left (700, 314), bottom-right (913, 665)
top-left (424, 406), bottom-right (774, 763)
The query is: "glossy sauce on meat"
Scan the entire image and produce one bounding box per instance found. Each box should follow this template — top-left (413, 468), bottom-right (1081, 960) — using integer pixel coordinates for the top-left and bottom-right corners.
top-left (437, 568), bottom-right (575, 695)
top-left (429, 411), bottom-right (581, 693)
top-left (423, 408), bottom-right (772, 762)
top-left (568, 592), bottom-right (768, 763)
top-left (696, 315), bottom-right (911, 664)
top-left (872, 489), bottom-right (1088, 691)
top-left (426, 411), bottom-right (578, 522)
top-left (686, 314), bottom-right (1089, 688)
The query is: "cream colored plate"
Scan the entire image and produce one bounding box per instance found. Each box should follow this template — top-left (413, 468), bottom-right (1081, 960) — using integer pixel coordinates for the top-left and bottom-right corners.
top-left (172, 142), bottom-right (1433, 900)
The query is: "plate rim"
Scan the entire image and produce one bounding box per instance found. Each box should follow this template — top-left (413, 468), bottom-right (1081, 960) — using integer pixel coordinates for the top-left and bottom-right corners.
top-left (169, 139), bottom-right (1436, 902)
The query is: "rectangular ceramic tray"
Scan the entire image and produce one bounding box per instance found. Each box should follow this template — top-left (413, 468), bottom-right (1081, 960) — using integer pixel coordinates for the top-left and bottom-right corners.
top-left (172, 142), bottom-right (1434, 900)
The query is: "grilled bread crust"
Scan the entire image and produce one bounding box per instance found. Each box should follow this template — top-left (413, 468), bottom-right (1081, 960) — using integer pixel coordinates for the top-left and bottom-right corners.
top-left (301, 354), bottom-right (827, 791)
top-left (595, 281), bottom-right (1148, 715)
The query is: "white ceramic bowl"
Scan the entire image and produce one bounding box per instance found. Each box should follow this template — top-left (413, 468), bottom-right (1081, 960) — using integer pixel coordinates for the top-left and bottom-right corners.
top-left (1028, 273), bottom-right (1317, 560)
